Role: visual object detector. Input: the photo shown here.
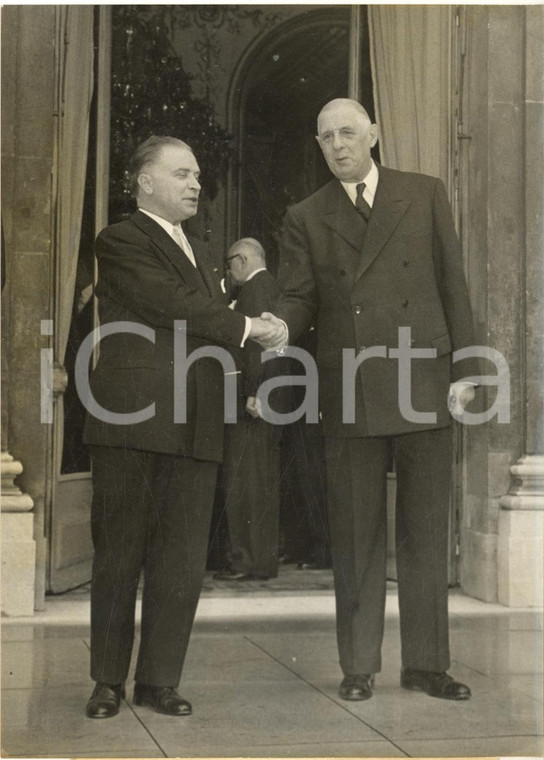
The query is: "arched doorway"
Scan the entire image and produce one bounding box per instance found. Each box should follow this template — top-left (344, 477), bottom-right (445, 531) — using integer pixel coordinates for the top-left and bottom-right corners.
top-left (230, 7), bottom-right (376, 273)
top-left (219, 10), bottom-right (383, 573)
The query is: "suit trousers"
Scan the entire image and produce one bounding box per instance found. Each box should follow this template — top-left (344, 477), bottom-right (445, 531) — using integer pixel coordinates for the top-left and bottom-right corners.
top-left (89, 445), bottom-right (217, 687)
top-left (325, 426), bottom-right (452, 676)
top-left (221, 417), bottom-right (281, 578)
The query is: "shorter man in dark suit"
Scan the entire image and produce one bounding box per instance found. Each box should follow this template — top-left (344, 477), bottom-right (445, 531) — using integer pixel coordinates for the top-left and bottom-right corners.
top-left (214, 239), bottom-right (284, 581)
top-left (83, 138), bottom-right (283, 719)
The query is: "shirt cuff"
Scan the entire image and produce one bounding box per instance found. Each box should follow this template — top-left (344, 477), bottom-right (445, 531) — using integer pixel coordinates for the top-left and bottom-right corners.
top-left (275, 319), bottom-right (289, 354)
top-left (240, 316), bottom-right (252, 347)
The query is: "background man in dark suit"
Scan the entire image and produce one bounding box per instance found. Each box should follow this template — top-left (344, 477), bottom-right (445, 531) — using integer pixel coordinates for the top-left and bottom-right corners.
top-left (214, 238), bottom-right (284, 581)
top-left (266, 98), bottom-right (479, 702)
top-left (83, 136), bottom-right (282, 719)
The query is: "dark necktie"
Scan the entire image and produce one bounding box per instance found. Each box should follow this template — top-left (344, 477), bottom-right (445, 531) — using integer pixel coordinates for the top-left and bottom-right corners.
top-left (355, 182), bottom-right (372, 221)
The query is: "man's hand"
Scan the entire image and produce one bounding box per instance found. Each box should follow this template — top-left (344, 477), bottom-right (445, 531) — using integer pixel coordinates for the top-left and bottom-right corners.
top-left (245, 396), bottom-right (262, 419)
top-left (249, 312), bottom-right (287, 349)
top-left (448, 381), bottom-right (476, 417)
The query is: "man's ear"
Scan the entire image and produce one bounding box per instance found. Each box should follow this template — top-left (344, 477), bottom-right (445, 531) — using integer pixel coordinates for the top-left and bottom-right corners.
top-left (138, 173), bottom-right (153, 196)
top-left (315, 134), bottom-right (325, 155)
top-left (369, 124), bottom-right (380, 148)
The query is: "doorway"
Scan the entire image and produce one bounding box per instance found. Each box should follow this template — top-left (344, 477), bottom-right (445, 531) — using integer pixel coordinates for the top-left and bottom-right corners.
top-left (226, 8), bottom-right (402, 576)
top-left (230, 7), bottom-right (375, 273)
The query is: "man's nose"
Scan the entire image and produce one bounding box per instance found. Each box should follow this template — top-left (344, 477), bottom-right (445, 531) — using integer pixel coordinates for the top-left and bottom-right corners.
top-left (190, 175), bottom-right (201, 190)
top-left (331, 132), bottom-right (344, 149)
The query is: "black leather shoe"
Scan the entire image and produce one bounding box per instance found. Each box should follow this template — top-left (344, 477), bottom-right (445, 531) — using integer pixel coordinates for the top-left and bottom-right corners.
top-left (339, 674), bottom-right (374, 701)
top-left (133, 684), bottom-right (192, 715)
top-left (401, 667), bottom-right (471, 700)
top-left (213, 568), bottom-right (269, 581)
top-left (213, 568), bottom-right (250, 580)
top-left (85, 682), bottom-right (125, 718)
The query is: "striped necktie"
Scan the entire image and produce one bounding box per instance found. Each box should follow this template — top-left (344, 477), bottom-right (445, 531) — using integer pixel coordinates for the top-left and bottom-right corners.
top-left (355, 183), bottom-right (372, 222)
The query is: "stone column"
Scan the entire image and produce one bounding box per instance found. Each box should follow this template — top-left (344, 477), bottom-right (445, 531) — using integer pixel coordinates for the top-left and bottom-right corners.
top-left (1, 453), bottom-right (36, 616)
top-left (460, 6), bottom-right (525, 602)
top-left (1, 6), bottom-right (57, 613)
top-left (497, 6), bottom-right (544, 608)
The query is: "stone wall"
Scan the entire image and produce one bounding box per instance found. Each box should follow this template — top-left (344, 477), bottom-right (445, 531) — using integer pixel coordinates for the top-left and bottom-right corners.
top-left (1, 6), bottom-right (57, 611)
top-left (460, 6), bottom-right (543, 605)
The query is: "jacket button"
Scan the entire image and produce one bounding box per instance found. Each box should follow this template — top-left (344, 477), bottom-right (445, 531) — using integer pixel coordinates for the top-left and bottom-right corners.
top-left (402, 299), bottom-right (409, 308)
top-left (403, 260), bottom-right (410, 267)
top-left (339, 269), bottom-right (346, 276)
top-left (353, 304), bottom-right (362, 315)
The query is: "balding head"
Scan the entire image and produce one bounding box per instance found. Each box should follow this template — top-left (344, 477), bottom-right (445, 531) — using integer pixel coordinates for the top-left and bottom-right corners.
top-left (317, 99), bottom-right (372, 132)
top-left (226, 238), bottom-right (267, 284)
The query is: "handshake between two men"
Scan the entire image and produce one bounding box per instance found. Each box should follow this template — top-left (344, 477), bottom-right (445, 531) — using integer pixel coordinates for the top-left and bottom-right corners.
top-left (248, 311), bottom-right (287, 350)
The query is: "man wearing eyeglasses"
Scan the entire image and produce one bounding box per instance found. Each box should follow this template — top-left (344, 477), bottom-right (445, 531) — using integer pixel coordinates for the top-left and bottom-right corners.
top-left (215, 238), bottom-right (287, 581)
top-left (264, 98), bottom-right (479, 703)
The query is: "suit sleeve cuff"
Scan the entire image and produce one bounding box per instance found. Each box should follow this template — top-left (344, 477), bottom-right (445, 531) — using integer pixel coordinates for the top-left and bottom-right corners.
top-left (240, 316), bottom-right (252, 347)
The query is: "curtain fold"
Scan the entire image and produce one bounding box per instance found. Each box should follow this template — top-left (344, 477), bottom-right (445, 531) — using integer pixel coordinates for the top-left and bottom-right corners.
top-left (368, 6), bottom-right (452, 186)
top-left (55, 6), bottom-right (94, 364)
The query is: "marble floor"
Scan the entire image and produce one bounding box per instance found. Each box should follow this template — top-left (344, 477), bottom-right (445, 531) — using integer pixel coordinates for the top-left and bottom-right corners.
top-left (1, 572), bottom-right (543, 758)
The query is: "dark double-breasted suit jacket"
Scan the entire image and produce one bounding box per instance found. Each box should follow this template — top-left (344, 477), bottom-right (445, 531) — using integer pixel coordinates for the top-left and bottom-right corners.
top-left (276, 164), bottom-right (479, 675)
top-left (276, 165), bottom-right (479, 437)
top-left (83, 210), bottom-right (246, 462)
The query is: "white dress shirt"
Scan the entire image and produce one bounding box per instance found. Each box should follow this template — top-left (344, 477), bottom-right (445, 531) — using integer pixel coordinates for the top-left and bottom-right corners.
top-left (340, 159), bottom-right (379, 208)
top-left (139, 208), bottom-right (196, 266)
top-left (138, 208), bottom-right (251, 346)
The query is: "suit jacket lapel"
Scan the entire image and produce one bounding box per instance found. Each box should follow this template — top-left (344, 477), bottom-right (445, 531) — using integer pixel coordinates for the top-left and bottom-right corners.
top-left (322, 181), bottom-right (367, 255)
top-left (354, 166), bottom-right (411, 282)
top-left (192, 237), bottom-right (224, 299)
top-left (131, 210), bottom-right (208, 293)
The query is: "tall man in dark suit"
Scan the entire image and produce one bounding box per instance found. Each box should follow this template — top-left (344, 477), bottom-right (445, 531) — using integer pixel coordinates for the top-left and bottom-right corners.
top-left (265, 99), bottom-right (478, 701)
top-left (82, 136), bottom-right (282, 718)
top-left (215, 238), bottom-right (284, 581)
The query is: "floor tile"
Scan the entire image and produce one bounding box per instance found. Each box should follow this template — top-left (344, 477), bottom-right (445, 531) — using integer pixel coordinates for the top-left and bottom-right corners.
top-left (15, 752), bottom-right (162, 759)
top-left (2, 636), bottom-right (89, 689)
top-left (492, 672), bottom-right (544, 703)
top-left (1, 686), bottom-right (160, 757)
top-left (321, 662), bottom-right (542, 742)
top-left (181, 635), bottom-right (304, 683)
top-left (247, 629), bottom-right (403, 686)
top-left (450, 627), bottom-right (543, 675)
top-left (134, 679), bottom-right (384, 757)
top-left (399, 734), bottom-right (544, 757)
top-left (176, 740), bottom-right (408, 757)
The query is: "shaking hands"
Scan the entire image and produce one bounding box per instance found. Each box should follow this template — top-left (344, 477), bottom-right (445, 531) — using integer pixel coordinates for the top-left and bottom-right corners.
top-left (249, 312), bottom-right (287, 350)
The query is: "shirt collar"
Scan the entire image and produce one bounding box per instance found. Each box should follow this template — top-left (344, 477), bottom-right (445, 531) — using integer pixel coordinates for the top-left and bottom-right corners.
top-left (340, 160), bottom-right (379, 206)
top-left (138, 208), bottom-right (177, 235)
top-left (243, 267), bottom-right (267, 283)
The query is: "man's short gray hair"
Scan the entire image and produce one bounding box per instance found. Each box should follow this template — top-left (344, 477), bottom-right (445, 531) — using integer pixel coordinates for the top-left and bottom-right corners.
top-left (128, 136), bottom-right (193, 197)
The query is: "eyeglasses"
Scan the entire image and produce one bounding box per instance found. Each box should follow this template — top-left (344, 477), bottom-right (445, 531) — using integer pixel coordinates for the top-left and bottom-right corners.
top-left (224, 253), bottom-right (243, 271)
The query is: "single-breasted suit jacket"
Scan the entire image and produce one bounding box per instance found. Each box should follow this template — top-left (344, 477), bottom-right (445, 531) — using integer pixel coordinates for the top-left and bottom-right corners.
top-left (83, 210), bottom-right (246, 462)
top-left (232, 270), bottom-right (291, 415)
top-left (276, 165), bottom-right (478, 438)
